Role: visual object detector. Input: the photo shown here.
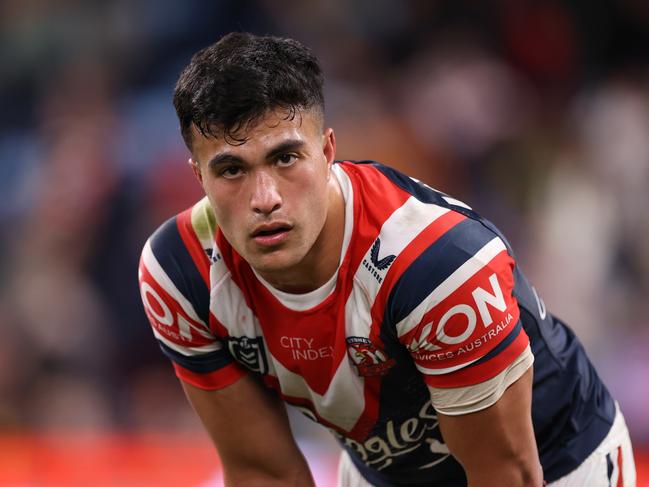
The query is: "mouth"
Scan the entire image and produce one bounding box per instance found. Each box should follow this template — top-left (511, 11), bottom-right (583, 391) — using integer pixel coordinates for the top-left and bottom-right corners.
top-left (251, 223), bottom-right (293, 246)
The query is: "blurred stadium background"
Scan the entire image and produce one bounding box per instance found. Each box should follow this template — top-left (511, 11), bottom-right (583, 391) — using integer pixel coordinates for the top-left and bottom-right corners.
top-left (1, 0), bottom-right (648, 485)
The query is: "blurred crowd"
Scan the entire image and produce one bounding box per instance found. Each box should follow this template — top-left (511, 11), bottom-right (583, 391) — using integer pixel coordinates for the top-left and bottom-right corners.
top-left (1, 0), bottom-right (648, 446)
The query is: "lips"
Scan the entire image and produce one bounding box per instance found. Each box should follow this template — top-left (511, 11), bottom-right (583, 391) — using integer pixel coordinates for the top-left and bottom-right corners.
top-left (251, 223), bottom-right (292, 238)
top-left (251, 222), bottom-right (293, 247)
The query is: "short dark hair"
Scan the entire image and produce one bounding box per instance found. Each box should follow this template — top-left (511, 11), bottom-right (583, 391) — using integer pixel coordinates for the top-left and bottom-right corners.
top-left (173, 32), bottom-right (325, 149)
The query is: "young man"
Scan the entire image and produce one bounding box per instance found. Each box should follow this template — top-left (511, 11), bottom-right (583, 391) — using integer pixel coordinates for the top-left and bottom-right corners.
top-left (138, 32), bottom-right (635, 486)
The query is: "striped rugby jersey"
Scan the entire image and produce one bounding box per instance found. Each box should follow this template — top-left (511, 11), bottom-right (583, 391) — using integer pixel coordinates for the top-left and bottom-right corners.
top-left (138, 160), bottom-right (615, 486)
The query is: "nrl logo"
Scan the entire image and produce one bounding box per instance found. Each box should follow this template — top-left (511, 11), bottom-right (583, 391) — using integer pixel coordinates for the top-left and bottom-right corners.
top-left (226, 336), bottom-right (268, 374)
top-left (346, 337), bottom-right (395, 377)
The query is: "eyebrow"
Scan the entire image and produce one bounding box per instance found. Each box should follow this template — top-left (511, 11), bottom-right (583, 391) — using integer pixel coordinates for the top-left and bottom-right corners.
top-left (207, 139), bottom-right (307, 170)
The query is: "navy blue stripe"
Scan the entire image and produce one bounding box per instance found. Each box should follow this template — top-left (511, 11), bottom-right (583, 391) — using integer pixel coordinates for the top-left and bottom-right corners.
top-left (466, 320), bottom-right (523, 369)
top-left (158, 340), bottom-right (233, 373)
top-left (358, 160), bottom-right (448, 205)
top-left (365, 159), bottom-right (487, 221)
top-left (386, 218), bottom-right (499, 326)
top-left (606, 452), bottom-right (614, 482)
top-left (149, 217), bottom-right (210, 325)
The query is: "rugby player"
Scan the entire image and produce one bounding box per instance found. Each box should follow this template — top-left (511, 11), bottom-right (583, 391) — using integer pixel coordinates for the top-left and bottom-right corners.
top-left (138, 32), bottom-right (636, 486)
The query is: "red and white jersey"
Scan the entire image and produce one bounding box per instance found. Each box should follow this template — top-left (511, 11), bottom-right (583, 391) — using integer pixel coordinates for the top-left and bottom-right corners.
top-left (138, 161), bottom-right (614, 486)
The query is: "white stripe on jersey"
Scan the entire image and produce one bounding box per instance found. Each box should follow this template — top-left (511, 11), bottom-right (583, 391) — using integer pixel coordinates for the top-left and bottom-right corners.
top-left (152, 327), bottom-right (223, 356)
top-left (345, 284), bottom-right (375, 339)
top-left (211, 272), bottom-right (365, 430)
top-left (408, 175), bottom-right (472, 209)
top-left (413, 356), bottom-right (480, 376)
top-left (142, 240), bottom-right (213, 339)
top-left (271, 352), bottom-right (365, 432)
top-left (355, 196), bottom-right (450, 305)
top-left (395, 237), bottom-right (507, 338)
top-left (442, 196), bottom-right (472, 210)
top-left (210, 278), bottom-right (264, 336)
top-left (209, 277), bottom-right (277, 374)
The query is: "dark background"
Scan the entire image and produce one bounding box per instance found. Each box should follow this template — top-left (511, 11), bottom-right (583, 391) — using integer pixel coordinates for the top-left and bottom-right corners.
top-left (1, 0), bottom-right (648, 482)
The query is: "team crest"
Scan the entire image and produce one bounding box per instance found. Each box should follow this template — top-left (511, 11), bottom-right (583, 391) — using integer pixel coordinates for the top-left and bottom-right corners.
top-left (226, 336), bottom-right (268, 374)
top-left (346, 337), bottom-right (395, 377)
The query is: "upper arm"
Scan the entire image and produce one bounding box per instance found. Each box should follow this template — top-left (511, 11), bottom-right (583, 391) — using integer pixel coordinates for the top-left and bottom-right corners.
top-left (435, 367), bottom-right (543, 487)
top-left (395, 221), bottom-right (529, 389)
top-left (388, 217), bottom-right (541, 484)
top-left (138, 219), bottom-right (245, 389)
top-left (138, 220), bottom-right (313, 485)
top-left (183, 376), bottom-right (314, 486)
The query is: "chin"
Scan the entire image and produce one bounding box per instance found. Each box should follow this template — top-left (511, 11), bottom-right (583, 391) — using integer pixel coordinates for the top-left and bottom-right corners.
top-left (249, 250), bottom-right (302, 274)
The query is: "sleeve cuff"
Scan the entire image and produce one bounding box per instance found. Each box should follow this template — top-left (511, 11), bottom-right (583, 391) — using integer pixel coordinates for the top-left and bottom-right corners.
top-left (421, 323), bottom-right (529, 388)
top-left (430, 344), bottom-right (534, 416)
top-left (174, 362), bottom-right (247, 390)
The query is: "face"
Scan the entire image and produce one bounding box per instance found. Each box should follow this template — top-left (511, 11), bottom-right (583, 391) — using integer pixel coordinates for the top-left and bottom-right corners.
top-left (190, 109), bottom-right (337, 282)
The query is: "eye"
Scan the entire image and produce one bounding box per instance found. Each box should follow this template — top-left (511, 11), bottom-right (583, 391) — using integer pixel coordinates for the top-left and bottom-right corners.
top-left (219, 165), bottom-right (243, 179)
top-left (276, 153), bottom-right (297, 166)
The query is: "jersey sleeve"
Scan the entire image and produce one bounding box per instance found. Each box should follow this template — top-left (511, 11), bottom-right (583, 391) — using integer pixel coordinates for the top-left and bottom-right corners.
top-left (138, 216), bottom-right (246, 390)
top-left (391, 218), bottom-right (530, 389)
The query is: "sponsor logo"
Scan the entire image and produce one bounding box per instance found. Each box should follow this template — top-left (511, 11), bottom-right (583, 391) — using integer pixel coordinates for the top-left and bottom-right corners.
top-left (370, 238), bottom-right (396, 270)
top-left (280, 336), bottom-right (334, 362)
top-left (346, 337), bottom-right (395, 377)
top-left (140, 281), bottom-right (201, 341)
top-left (412, 312), bottom-right (513, 362)
top-left (226, 336), bottom-right (268, 374)
top-left (362, 238), bottom-right (396, 283)
top-left (335, 399), bottom-right (450, 471)
top-left (409, 273), bottom-right (513, 355)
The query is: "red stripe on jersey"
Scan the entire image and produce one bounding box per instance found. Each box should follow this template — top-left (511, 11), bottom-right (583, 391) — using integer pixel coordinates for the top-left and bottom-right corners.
top-left (261, 375), bottom-right (359, 438)
top-left (176, 208), bottom-right (210, 287)
top-left (340, 162), bottom-right (447, 440)
top-left (243, 277), bottom-right (351, 397)
top-left (215, 228), bottom-right (234, 273)
top-left (338, 162), bottom-right (412, 279)
top-left (174, 362), bottom-right (246, 391)
top-left (208, 162), bottom-right (413, 399)
top-left (348, 377), bottom-right (382, 440)
top-left (175, 209), bottom-right (233, 338)
top-left (216, 237), bottom-right (352, 396)
top-left (402, 249), bottom-right (521, 375)
top-left (348, 211), bottom-right (467, 441)
top-left (368, 210), bottom-right (467, 343)
top-left (213, 230), bottom-right (260, 315)
top-left (422, 329), bottom-right (529, 388)
top-left (139, 262), bottom-right (214, 348)
top-left (617, 445), bottom-right (624, 487)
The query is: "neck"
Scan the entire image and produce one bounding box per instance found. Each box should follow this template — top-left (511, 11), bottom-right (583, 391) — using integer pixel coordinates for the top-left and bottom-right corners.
top-left (258, 175), bottom-right (345, 294)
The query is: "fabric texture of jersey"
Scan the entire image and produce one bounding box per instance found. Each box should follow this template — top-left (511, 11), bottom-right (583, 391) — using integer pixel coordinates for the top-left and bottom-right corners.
top-left (138, 160), bottom-right (616, 486)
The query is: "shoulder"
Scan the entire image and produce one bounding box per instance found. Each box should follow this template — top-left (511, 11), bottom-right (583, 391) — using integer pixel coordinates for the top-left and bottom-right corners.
top-left (336, 160), bottom-right (453, 205)
top-left (341, 161), bottom-right (516, 318)
top-left (139, 197), bottom-right (215, 323)
top-left (145, 196), bottom-right (216, 262)
top-left (339, 159), bottom-right (510, 269)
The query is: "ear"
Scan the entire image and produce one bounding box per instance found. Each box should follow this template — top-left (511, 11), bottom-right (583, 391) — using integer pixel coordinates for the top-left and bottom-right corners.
top-left (189, 158), bottom-right (203, 184)
top-left (323, 127), bottom-right (336, 169)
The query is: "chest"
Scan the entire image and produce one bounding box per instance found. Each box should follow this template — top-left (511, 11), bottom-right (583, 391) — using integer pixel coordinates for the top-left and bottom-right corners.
top-left (210, 277), bottom-right (392, 431)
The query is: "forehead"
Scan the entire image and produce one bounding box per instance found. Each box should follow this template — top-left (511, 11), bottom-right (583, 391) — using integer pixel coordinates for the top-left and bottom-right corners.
top-left (191, 109), bottom-right (322, 165)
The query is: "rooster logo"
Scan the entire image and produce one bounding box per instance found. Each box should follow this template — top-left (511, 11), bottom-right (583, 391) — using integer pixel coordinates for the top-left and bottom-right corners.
top-left (346, 337), bottom-right (396, 377)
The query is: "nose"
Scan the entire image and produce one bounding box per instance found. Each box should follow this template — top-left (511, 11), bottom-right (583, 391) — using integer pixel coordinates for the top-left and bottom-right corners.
top-left (249, 169), bottom-right (282, 215)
